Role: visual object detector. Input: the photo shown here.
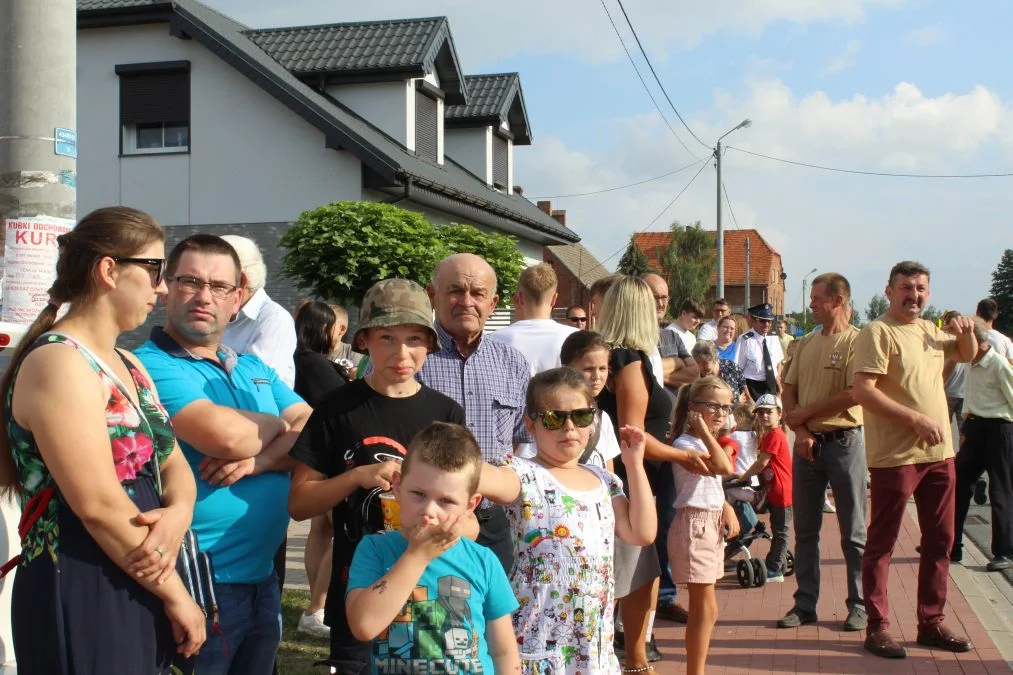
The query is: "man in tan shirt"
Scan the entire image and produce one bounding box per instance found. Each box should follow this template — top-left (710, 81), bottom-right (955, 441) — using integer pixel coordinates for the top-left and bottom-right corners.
top-left (777, 273), bottom-right (866, 632)
top-left (852, 260), bottom-right (977, 659)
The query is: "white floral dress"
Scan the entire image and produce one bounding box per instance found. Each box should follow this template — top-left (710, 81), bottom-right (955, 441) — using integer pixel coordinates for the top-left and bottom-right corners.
top-left (501, 455), bottom-right (624, 675)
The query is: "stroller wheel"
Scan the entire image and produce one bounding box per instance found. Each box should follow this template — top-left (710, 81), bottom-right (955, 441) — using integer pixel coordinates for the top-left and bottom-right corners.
top-left (751, 559), bottom-right (767, 586)
top-left (736, 559), bottom-right (754, 588)
top-left (784, 551), bottom-right (795, 577)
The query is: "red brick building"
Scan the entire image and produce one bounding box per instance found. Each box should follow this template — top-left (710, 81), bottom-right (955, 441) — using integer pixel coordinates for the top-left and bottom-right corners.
top-left (543, 242), bottom-right (611, 311)
top-left (632, 229), bottom-right (785, 315)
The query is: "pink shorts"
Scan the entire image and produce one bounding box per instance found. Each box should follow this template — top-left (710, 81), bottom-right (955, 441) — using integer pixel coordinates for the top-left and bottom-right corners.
top-left (669, 507), bottom-right (725, 585)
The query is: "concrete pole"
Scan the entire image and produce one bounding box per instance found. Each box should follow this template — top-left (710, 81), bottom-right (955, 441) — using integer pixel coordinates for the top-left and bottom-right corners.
top-left (0, 1), bottom-right (77, 668)
top-left (715, 142), bottom-right (723, 300)
top-left (744, 235), bottom-right (751, 311)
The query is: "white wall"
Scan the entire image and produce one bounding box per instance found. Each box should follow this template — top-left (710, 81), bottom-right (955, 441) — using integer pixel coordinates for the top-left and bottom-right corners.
top-left (327, 80), bottom-right (410, 149)
top-left (444, 126), bottom-right (490, 184)
top-left (78, 24), bottom-right (362, 226)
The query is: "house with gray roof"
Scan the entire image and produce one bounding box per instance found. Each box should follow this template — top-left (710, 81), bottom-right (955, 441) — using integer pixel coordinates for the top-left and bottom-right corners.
top-left (76, 0), bottom-right (579, 325)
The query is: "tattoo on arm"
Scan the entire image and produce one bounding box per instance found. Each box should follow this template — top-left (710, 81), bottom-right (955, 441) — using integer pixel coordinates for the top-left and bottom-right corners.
top-left (371, 580), bottom-right (388, 594)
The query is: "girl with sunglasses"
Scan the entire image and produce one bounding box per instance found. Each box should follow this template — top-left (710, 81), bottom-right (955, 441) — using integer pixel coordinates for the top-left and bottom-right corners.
top-left (668, 377), bottom-right (739, 675)
top-left (479, 367), bottom-right (657, 674)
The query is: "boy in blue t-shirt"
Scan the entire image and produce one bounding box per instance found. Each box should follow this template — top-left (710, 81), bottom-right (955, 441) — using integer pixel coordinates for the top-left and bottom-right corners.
top-left (346, 422), bottom-right (520, 674)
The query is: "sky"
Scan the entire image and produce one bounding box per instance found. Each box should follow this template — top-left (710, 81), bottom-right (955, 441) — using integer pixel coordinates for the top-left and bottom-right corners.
top-left (211, 0), bottom-right (1013, 315)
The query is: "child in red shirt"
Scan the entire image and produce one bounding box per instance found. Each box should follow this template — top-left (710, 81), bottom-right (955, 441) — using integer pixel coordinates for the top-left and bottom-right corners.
top-left (737, 394), bottom-right (793, 583)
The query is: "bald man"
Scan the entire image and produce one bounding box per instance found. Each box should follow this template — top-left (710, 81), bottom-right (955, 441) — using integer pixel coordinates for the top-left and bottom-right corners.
top-left (419, 253), bottom-right (532, 572)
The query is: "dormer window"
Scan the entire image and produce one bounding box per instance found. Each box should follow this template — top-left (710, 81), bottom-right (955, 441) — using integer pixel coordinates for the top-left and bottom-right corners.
top-left (492, 134), bottom-right (509, 189)
top-left (415, 81), bottom-right (444, 163)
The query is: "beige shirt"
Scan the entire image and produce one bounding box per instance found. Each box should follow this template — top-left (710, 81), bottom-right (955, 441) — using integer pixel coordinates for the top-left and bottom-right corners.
top-left (784, 326), bottom-right (863, 433)
top-left (964, 347), bottom-right (1013, 423)
top-left (851, 315), bottom-right (957, 468)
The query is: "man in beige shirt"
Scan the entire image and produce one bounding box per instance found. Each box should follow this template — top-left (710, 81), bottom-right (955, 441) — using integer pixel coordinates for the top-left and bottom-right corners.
top-left (953, 320), bottom-right (1013, 571)
top-left (777, 273), bottom-right (866, 632)
top-left (852, 260), bottom-right (977, 659)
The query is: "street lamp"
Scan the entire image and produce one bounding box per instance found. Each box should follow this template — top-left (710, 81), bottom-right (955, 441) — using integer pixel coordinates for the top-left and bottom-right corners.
top-left (801, 267), bottom-right (818, 332)
top-left (715, 118), bottom-right (752, 303)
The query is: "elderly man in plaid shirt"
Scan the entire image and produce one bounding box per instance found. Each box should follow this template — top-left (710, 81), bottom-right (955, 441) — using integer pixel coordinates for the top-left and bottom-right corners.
top-left (420, 253), bottom-right (533, 572)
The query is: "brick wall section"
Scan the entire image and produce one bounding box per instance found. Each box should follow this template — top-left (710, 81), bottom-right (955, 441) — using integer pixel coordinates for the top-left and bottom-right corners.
top-left (543, 247), bottom-right (591, 311)
top-left (120, 222), bottom-right (314, 349)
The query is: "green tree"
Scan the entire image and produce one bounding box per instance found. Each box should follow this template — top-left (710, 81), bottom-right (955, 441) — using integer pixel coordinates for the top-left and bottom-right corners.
top-left (850, 300), bottom-right (864, 327)
top-left (921, 304), bottom-right (943, 325)
top-left (659, 221), bottom-right (715, 315)
top-left (617, 236), bottom-right (651, 276)
top-left (990, 249), bottom-right (1013, 335)
top-left (865, 293), bottom-right (888, 322)
top-left (280, 201), bottom-right (524, 305)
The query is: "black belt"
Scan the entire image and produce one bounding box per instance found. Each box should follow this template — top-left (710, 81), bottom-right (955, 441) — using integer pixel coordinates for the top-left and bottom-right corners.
top-left (812, 426), bottom-right (863, 444)
top-left (966, 415), bottom-right (1013, 424)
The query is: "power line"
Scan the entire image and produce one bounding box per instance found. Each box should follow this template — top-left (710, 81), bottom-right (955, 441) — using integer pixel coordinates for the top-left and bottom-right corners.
top-left (614, 0), bottom-right (711, 151)
top-left (598, 0), bottom-right (703, 160)
top-left (726, 145), bottom-right (1013, 179)
top-left (721, 182), bottom-right (740, 230)
top-left (596, 159), bottom-right (710, 268)
top-left (527, 158), bottom-right (706, 200)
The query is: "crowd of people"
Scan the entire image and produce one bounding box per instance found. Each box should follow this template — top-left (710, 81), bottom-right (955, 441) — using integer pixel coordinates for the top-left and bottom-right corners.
top-left (0, 205), bottom-right (1011, 675)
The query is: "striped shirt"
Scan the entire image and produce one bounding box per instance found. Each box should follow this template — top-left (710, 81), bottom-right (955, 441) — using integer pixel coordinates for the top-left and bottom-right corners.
top-left (417, 321), bottom-right (533, 463)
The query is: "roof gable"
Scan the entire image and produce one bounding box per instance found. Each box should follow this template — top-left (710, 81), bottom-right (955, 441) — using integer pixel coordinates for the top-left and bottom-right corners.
top-left (546, 243), bottom-right (611, 287)
top-left (445, 73), bottom-right (531, 145)
top-left (245, 17), bottom-right (467, 105)
top-left (632, 229), bottom-right (783, 285)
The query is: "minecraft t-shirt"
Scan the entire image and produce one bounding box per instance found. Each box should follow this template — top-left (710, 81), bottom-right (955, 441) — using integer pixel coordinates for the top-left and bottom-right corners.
top-left (347, 531), bottom-right (518, 674)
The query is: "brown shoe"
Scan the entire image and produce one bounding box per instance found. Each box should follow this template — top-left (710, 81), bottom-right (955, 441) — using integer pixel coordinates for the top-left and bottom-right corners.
top-left (917, 624), bottom-right (973, 653)
top-left (864, 629), bottom-right (907, 659)
top-left (656, 601), bottom-right (689, 624)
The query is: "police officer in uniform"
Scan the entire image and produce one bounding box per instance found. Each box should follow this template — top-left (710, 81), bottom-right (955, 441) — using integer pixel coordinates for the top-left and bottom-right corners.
top-left (735, 303), bottom-right (784, 400)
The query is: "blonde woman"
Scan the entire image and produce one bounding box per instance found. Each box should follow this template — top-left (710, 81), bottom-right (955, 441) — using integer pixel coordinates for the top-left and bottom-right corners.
top-left (596, 275), bottom-right (709, 673)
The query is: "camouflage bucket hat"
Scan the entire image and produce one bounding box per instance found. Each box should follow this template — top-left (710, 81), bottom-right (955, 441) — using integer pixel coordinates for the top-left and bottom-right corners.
top-left (352, 278), bottom-right (439, 354)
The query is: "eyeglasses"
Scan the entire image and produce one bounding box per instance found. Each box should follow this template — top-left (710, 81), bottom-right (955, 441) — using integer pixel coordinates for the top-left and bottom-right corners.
top-left (531, 408), bottom-right (597, 430)
top-left (693, 401), bottom-right (734, 415)
top-left (114, 257), bottom-right (167, 286)
top-left (567, 316), bottom-right (588, 324)
top-left (170, 275), bottom-right (239, 299)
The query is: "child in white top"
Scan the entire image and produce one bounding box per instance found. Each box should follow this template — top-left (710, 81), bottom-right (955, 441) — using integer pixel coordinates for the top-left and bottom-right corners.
top-left (480, 367), bottom-right (656, 675)
top-left (668, 377), bottom-right (738, 675)
top-left (560, 330), bottom-right (622, 469)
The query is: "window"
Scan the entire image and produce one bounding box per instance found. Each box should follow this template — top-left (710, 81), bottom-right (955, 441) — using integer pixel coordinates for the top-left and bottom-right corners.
top-left (116, 61), bottom-right (190, 155)
top-left (415, 87), bottom-right (439, 162)
top-left (492, 135), bottom-right (509, 188)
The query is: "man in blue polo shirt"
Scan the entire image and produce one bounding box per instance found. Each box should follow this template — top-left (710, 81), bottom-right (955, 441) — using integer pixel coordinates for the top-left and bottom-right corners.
top-left (135, 234), bottom-right (312, 675)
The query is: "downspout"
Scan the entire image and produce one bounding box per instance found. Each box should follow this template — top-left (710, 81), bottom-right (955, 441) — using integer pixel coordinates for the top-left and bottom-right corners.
top-left (383, 174), bottom-right (412, 205)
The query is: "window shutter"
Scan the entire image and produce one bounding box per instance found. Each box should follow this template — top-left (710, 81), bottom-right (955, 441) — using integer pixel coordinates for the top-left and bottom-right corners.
top-left (415, 90), bottom-right (438, 161)
top-left (120, 71), bottom-right (190, 125)
top-left (492, 136), bottom-right (509, 187)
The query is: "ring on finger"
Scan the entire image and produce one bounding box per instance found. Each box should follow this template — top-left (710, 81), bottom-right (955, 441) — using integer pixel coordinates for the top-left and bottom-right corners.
top-left (155, 545), bottom-right (167, 559)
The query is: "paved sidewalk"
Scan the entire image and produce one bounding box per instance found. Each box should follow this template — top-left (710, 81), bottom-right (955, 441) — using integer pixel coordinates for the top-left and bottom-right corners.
top-left (284, 499), bottom-right (1013, 674)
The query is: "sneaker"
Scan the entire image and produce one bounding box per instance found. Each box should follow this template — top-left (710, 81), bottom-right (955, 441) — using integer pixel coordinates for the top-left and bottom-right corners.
top-left (297, 609), bottom-right (331, 638)
top-left (974, 478), bottom-right (988, 505)
top-left (766, 569), bottom-right (785, 583)
top-left (656, 601), bottom-right (689, 624)
top-left (987, 555), bottom-right (1013, 572)
top-left (842, 606), bottom-right (867, 632)
top-left (776, 608), bottom-right (817, 628)
top-left (646, 634), bottom-right (663, 662)
top-left (823, 498), bottom-right (836, 514)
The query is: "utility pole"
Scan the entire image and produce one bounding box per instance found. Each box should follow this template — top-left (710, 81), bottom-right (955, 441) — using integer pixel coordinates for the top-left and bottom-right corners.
top-left (744, 235), bottom-right (751, 311)
top-left (715, 142), bottom-right (724, 300)
top-left (0, 0), bottom-right (77, 325)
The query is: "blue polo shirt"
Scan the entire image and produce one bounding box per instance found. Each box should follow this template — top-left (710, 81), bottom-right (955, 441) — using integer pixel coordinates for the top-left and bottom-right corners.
top-left (135, 327), bottom-right (304, 585)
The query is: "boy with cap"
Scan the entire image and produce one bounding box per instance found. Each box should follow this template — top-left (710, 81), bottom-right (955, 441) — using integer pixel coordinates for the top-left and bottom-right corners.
top-left (288, 279), bottom-right (467, 674)
top-left (736, 303), bottom-right (785, 400)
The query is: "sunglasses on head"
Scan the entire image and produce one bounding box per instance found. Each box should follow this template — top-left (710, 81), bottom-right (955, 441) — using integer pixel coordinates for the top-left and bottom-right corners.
top-left (531, 408), bottom-right (597, 430)
top-left (567, 315), bottom-right (588, 324)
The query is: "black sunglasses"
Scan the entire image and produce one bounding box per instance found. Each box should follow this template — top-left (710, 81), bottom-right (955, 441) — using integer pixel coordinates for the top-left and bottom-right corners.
top-left (115, 257), bottom-right (167, 286)
top-left (567, 315), bottom-right (588, 324)
top-left (531, 408), bottom-right (597, 431)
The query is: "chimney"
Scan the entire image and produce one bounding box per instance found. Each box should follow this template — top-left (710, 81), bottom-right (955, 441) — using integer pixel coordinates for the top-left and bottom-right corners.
top-left (550, 209), bottom-right (567, 227)
top-left (536, 200), bottom-right (552, 215)
top-left (514, 186), bottom-right (524, 196)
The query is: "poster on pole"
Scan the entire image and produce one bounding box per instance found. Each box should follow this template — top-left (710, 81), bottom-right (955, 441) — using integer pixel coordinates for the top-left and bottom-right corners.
top-left (1, 216), bottom-right (74, 323)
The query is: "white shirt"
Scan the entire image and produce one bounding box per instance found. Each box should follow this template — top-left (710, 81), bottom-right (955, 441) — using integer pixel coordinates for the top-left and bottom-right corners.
top-left (987, 328), bottom-right (1013, 361)
top-left (487, 318), bottom-right (578, 376)
top-left (697, 320), bottom-right (718, 342)
top-left (671, 434), bottom-right (725, 510)
top-left (665, 322), bottom-right (697, 352)
top-left (731, 430), bottom-right (760, 487)
top-left (734, 329), bottom-right (784, 382)
top-left (221, 288), bottom-right (297, 388)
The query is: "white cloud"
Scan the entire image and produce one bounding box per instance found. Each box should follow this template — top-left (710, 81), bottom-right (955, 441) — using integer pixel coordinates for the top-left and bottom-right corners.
top-left (208, 0), bottom-right (909, 66)
top-left (516, 79), bottom-right (1013, 314)
top-left (906, 23), bottom-right (947, 47)
top-left (823, 39), bottom-right (861, 74)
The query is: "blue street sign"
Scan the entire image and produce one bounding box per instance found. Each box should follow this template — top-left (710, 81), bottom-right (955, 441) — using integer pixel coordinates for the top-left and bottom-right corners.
top-left (54, 128), bottom-right (77, 158)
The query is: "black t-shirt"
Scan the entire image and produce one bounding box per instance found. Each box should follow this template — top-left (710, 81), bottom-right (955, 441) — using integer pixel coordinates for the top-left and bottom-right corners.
top-left (597, 347), bottom-right (674, 488)
top-left (289, 379), bottom-right (465, 630)
top-left (293, 347), bottom-right (348, 408)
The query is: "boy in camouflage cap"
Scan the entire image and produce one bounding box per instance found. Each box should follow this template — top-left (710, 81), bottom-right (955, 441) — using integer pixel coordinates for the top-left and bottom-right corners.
top-left (352, 278), bottom-right (439, 354)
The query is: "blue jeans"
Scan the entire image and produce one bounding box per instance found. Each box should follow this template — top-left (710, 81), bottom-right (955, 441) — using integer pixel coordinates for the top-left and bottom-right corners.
top-left (196, 572), bottom-right (282, 675)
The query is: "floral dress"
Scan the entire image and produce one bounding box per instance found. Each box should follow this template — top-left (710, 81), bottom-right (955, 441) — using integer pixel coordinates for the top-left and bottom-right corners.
top-left (5, 334), bottom-right (191, 674)
top-left (501, 455), bottom-right (624, 675)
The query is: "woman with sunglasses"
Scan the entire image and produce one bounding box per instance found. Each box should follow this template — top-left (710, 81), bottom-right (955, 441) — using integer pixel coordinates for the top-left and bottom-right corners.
top-left (479, 367), bottom-right (656, 674)
top-left (0, 206), bottom-right (205, 673)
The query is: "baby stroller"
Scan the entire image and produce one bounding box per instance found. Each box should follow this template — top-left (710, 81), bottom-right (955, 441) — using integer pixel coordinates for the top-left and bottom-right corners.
top-left (723, 479), bottom-right (794, 588)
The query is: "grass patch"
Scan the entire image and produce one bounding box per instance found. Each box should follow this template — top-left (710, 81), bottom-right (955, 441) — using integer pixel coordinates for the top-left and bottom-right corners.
top-left (279, 588), bottom-right (330, 675)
